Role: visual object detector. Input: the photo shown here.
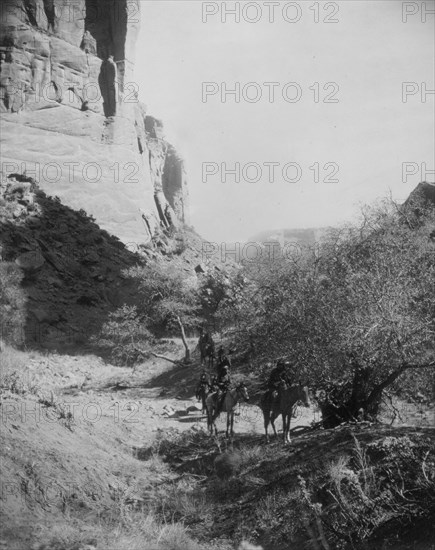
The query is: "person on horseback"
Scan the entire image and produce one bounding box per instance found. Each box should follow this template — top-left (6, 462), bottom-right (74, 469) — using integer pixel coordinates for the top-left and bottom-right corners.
top-left (198, 327), bottom-right (210, 350)
top-left (217, 349), bottom-right (231, 377)
top-left (210, 374), bottom-right (219, 392)
top-left (198, 327), bottom-right (205, 346)
top-left (216, 365), bottom-right (231, 412)
top-left (265, 360), bottom-right (293, 406)
top-left (195, 369), bottom-right (209, 401)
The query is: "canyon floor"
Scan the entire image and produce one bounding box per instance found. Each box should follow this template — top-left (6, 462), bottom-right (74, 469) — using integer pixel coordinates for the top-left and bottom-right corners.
top-left (1, 340), bottom-right (433, 550)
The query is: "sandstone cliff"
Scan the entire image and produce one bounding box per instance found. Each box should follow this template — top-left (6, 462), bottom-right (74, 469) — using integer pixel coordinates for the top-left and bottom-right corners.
top-left (0, 0), bottom-right (188, 244)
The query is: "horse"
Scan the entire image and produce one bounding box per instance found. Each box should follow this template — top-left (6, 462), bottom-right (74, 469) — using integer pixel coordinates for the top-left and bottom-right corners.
top-left (196, 382), bottom-right (210, 414)
top-left (200, 338), bottom-right (215, 369)
top-left (206, 383), bottom-right (250, 438)
top-left (261, 383), bottom-right (310, 444)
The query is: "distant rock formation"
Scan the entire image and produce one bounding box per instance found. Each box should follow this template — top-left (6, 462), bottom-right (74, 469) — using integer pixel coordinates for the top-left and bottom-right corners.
top-left (0, 0), bottom-right (189, 244)
top-left (404, 181), bottom-right (435, 209)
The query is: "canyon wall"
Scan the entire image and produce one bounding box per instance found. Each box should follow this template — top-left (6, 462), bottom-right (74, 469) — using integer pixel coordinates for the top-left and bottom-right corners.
top-left (0, 0), bottom-right (189, 244)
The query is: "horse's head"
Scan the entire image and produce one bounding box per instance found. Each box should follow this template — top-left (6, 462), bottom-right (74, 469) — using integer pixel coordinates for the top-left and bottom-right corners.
top-left (236, 383), bottom-right (249, 402)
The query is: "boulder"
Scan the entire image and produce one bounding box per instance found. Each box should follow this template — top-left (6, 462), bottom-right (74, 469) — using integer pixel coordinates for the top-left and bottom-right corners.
top-left (15, 250), bottom-right (45, 270)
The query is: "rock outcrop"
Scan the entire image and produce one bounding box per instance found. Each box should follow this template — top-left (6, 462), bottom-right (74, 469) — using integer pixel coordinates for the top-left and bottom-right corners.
top-left (404, 181), bottom-right (435, 209)
top-left (0, 0), bottom-right (189, 244)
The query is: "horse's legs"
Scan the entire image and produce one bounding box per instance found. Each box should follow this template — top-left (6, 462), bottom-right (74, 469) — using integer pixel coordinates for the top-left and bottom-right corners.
top-left (207, 405), bottom-right (216, 436)
top-left (282, 413), bottom-right (286, 443)
top-left (270, 409), bottom-right (278, 438)
top-left (213, 413), bottom-right (219, 436)
top-left (207, 408), bottom-right (213, 435)
top-left (263, 409), bottom-right (270, 443)
top-left (287, 410), bottom-right (292, 443)
top-left (282, 413), bottom-right (291, 444)
top-left (226, 412), bottom-right (233, 438)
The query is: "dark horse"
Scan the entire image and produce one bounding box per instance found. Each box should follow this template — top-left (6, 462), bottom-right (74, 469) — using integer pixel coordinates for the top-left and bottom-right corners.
top-left (261, 383), bottom-right (310, 444)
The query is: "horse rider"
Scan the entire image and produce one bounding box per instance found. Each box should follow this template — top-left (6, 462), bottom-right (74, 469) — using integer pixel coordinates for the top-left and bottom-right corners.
top-left (198, 327), bottom-right (209, 348)
top-left (210, 374), bottom-right (219, 393)
top-left (216, 365), bottom-right (231, 412)
top-left (265, 360), bottom-right (293, 405)
top-left (195, 369), bottom-right (210, 401)
top-left (217, 349), bottom-right (231, 377)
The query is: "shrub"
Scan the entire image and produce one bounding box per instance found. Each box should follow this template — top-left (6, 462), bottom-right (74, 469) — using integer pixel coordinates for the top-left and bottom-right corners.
top-left (0, 262), bottom-right (26, 346)
top-left (93, 305), bottom-right (154, 366)
top-left (0, 344), bottom-right (39, 396)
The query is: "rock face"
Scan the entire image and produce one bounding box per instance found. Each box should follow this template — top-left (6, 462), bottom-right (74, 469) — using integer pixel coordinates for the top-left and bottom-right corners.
top-left (0, 0), bottom-right (189, 244)
top-left (404, 181), bottom-right (435, 209)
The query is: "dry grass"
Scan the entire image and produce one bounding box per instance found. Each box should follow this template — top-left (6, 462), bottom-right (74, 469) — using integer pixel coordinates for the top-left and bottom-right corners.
top-left (0, 343), bottom-right (40, 396)
top-left (33, 513), bottom-right (215, 550)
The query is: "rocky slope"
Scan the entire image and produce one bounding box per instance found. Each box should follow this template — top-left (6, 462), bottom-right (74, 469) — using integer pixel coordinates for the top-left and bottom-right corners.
top-left (0, 0), bottom-right (188, 244)
top-left (0, 174), bottom-right (231, 349)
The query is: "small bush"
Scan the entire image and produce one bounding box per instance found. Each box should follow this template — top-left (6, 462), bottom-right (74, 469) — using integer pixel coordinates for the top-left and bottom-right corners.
top-left (92, 305), bottom-right (154, 366)
top-left (0, 262), bottom-right (26, 346)
top-left (0, 344), bottom-right (39, 396)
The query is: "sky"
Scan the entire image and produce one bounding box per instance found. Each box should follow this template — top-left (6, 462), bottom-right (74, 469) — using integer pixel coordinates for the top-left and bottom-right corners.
top-left (135, 0), bottom-right (435, 243)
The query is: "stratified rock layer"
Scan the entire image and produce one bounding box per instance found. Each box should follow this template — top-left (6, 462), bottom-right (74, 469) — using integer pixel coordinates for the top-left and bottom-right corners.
top-left (0, 0), bottom-right (189, 244)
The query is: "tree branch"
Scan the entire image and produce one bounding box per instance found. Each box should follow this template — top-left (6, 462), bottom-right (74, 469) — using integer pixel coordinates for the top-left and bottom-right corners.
top-left (366, 360), bottom-right (435, 406)
top-left (150, 352), bottom-right (180, 365)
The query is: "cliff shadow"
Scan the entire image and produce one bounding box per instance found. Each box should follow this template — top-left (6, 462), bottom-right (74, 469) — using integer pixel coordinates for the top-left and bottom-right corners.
top-left (0, 175), bottom-right (143, 355)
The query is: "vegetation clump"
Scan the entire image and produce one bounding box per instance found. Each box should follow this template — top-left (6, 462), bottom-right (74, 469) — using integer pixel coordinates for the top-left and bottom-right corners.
top-left (215, 198), bottom-right (435, 426)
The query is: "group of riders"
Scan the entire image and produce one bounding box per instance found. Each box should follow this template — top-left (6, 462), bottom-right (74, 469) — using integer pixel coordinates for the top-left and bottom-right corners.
top-left (196, 330), bottom-right (296, 414)
top-left (196, 334), bottom-right (233, 412)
